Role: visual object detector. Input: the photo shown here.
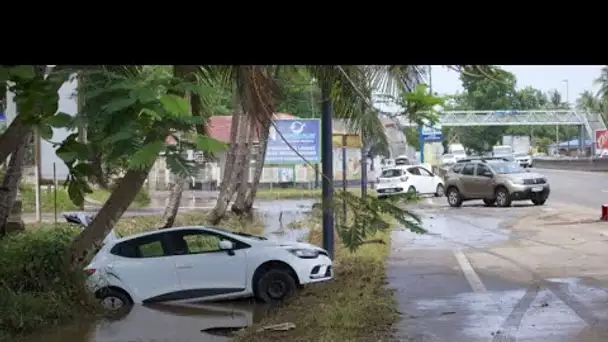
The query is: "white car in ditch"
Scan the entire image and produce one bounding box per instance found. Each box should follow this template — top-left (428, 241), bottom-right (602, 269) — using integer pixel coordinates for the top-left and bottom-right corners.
top-left (376, 165), bottom-right (445, 198)
top-left (84, 226), bottom-right (333, 311)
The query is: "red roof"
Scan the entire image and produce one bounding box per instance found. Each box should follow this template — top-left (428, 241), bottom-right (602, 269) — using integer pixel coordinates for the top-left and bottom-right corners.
top-left (207, 113), bottom-right (298, 143)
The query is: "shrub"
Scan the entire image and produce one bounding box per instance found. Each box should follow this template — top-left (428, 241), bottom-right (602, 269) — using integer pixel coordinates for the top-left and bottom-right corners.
top-left (0, 226), bottom-right (98, 339)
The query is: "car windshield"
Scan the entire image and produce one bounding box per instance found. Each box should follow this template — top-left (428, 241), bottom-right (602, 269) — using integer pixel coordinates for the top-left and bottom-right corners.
top-left (395, 158), bottom-right (409, 165)
top-left (211, 227), bottom-right (268, 240)
top-left (443, 154), bottom-right (454, 158)
top-left (494, 147), bottom-right (512, 155)
top-left (514, 152), bottom-right (527, 157)
top-left (489, 162), bottom-right (525, 174)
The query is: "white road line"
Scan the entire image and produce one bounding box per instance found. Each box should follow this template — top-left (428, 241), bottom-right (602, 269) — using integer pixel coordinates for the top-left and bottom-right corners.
top-left (453, 249), bottom-right (487, 293)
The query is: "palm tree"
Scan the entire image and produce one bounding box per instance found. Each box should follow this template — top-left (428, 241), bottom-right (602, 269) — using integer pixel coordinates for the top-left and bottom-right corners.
top-left (595, 66), bottom-right (608, 101)
top-left (576, 90), bottom-right (603, 113)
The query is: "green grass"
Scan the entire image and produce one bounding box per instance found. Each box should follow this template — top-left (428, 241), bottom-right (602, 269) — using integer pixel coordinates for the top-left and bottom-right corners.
top-left (2, 210), bottom-right (264, 341)
top-left (234, 210), bottom-right (398, 342)
top-left (18, 184), bottom-right (150, 213)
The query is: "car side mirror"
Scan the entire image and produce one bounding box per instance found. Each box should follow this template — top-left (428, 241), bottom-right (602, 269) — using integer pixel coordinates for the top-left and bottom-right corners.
top-left (219, 240), bottom-right (235, 256)
top-left (483, 171), bottom-right (493, 177)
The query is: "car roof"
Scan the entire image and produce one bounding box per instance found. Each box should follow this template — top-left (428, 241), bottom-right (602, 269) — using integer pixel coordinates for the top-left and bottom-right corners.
top-left (110, 226), bottom-right (233, 244)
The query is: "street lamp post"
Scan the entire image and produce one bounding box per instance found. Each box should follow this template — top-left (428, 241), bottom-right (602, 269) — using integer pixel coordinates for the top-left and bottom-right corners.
top-left (320, 81), bottom-right (334, 259)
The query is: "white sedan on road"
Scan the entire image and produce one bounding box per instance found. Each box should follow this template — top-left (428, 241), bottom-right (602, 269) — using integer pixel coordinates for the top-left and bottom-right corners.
top-left (85, 226), bottom-right (333, 311)
top-left (376, 165), bottom-right (445, 198)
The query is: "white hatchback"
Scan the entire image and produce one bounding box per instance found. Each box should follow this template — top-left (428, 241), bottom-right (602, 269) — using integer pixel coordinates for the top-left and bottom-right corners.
top-left (85, 226), bottom-right (333, 311)
top-left (376, 166), bottom-right (445, 198)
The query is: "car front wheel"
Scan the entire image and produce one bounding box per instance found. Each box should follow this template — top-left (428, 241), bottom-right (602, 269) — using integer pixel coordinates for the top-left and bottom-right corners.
top-left (531, 197), bottom-right (546, 206)
top-left (447, 188), bottom-right (463, 208)
top-left (255, 268), bottom-right (297, 303)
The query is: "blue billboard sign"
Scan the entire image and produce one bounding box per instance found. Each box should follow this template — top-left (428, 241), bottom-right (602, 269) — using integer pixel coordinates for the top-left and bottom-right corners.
top-left (265, 119), bottom-right (321, 164)
top-left (422, 121), bottom-right (442, 142)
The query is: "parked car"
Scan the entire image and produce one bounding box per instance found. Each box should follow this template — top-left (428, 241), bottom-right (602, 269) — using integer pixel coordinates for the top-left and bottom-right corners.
top-left (514, 152), bottom-right (533, 168)
top-left (85, 226), bottom-right (333, 311)
top-left (441, 154), bottom-right (458, 165)
top-left (376, 165), bottom-right (445, 198)
top-left (444, 158), bottom-right (550, 208)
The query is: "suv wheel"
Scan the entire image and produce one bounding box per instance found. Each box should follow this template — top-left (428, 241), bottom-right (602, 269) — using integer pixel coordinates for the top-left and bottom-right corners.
top-left (495, 187), bottom-right (512, 207)
top-left (255, 268), bottom-right (297, 303)
top-left (435, 184), bottom-right (445, 197)
top-left (531, 197), bottom-right (546, 206)
top-left (96, 288), bottom-right (132, 314)
top-left (447, 187), bottom-right (463, 207)
top-left (483, 199), bottom-right (496, 207)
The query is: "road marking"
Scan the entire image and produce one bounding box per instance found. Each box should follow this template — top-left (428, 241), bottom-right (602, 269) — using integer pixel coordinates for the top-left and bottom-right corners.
top-left (453, 250), bottom-right (487, 293)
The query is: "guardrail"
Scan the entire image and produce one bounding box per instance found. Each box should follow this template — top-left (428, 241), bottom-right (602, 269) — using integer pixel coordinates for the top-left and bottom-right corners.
top-left (533, 157), bottom-right (608, 172)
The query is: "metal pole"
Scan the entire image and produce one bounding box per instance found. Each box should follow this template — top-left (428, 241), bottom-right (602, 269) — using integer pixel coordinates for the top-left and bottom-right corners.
top-left (360, 143), bottom-right (367, 199)
top-left (321, 81), bottom-right (334, 258)
top-left (342, 135), bottom-right (347, 221)
top-left (53, 163), bottom-right (57, 228)
top-left (419, 125), bottom-right (425, 163)
top-left (34, 129), bottom-right (41, 223)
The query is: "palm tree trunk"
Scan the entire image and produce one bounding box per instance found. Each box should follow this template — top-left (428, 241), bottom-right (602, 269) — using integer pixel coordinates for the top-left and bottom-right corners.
top-left (160, 175), bottom-right (185, 228)
top-left (207, 108), bottom-right (248, 224)
top-left (66, 163), bottom-right (154, 269)
top-left (242, 117), bottom-right (271, 213)
top-left (231, 116), bottom-right (255, 214)
top-left (0, 132), bottom-right (32, 236)
top-left (158, 65), bottom-right (198, 229)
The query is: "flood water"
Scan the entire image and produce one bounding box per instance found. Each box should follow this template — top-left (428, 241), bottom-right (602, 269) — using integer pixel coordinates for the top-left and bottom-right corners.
top-left (20, 199), bottom-right (315, 342)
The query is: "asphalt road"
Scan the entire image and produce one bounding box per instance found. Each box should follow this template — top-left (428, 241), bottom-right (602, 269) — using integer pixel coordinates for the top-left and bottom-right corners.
top-left (389, 195), bottom-right (608, 341)
top-left (533, 168), bottom-right (608, 210)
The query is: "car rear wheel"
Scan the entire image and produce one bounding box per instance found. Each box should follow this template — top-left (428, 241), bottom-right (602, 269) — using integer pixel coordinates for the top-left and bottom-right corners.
top-left (435, 184), bottom-right (445, 197)
top-left (407, 186), bottom-right (417, 194)
top-left (483, 199), bottom-right (496, 207)
top-left (447, 188), bottom-right (463, 208)
top-left (495, 187), bottom-right (512, 207)
top-left (255, 269), bottom-right (297, 303)
top-left (96, 288), bottom-right (132, 314)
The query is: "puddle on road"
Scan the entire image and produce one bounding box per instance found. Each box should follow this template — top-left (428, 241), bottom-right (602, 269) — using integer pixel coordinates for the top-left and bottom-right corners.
top-left (18, 300), bottom-right (266, 342)
top-left (393, 213), bottom-right (510, 250)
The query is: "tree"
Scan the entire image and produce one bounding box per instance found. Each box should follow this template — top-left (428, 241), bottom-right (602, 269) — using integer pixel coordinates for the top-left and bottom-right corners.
top-left (60, 67), bottom-right (225, 268)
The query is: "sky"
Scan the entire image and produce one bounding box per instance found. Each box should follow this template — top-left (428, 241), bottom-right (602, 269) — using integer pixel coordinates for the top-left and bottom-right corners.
top-left (430, 65), bottom-right (604, 103)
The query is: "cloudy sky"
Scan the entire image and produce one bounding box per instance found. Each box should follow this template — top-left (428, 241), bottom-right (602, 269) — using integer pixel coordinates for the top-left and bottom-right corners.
top-left (431, 65), bottom-right (604, 104)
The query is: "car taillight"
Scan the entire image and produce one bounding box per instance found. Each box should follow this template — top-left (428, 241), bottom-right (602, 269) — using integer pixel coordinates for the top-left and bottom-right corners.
top-left (85, 269), bottom-right (96, 276)
top-left (400, 176), bottom-right (408, 182)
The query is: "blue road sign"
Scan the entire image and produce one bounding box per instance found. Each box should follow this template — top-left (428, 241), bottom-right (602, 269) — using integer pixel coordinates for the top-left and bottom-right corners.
top-left (422, 121), bottom-right (442, 142)
top-left (265, 119), bottom-right (321, 164)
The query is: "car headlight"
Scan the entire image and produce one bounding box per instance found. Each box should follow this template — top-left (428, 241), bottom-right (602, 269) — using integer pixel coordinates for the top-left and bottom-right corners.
top-left (510, 178), bottom-right (524, 184)
top-left (288, 248), bottom-right (319, 259)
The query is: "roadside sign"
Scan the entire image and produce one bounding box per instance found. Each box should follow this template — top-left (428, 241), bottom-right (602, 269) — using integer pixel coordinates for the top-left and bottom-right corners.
top-left (422, 121), bottom-right (442, 142)
top-left (265, 119), bottom-right (321, 164)
top-left (596, 129), bottom-right (608, 150)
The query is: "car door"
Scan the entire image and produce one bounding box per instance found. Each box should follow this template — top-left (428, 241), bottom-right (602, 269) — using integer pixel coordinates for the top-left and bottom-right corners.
top-left (473, 163), bottom-right (495, 198)
top-left (167, 229), bottom-right (249, 299)
top-left (416, 166), bottom-right (436, 193)
top-left (406, 167), bottom-right (425, 192)
top-left (108, 233), bottom-right (182, 303)
top-left (459, 163), bottom-right (477, 195)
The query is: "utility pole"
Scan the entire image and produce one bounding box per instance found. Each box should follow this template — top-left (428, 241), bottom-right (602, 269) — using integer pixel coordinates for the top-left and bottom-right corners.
top-left (419, 65), bottom-right (433, 163)
top-left (320, 81), bottom-right (334, 259)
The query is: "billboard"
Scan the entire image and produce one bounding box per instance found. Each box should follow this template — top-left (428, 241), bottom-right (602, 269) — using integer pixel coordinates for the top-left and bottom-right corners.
top-left (596, 129), bottom-right (608, 151)
top-left (265, 119), bottom-right (320, 164)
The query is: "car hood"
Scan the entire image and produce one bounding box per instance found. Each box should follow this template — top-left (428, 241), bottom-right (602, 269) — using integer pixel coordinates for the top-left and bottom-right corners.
top-left (257, 239), bottom-right (325, 252)
top-left (504, 172), bottom-right (544, 180)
